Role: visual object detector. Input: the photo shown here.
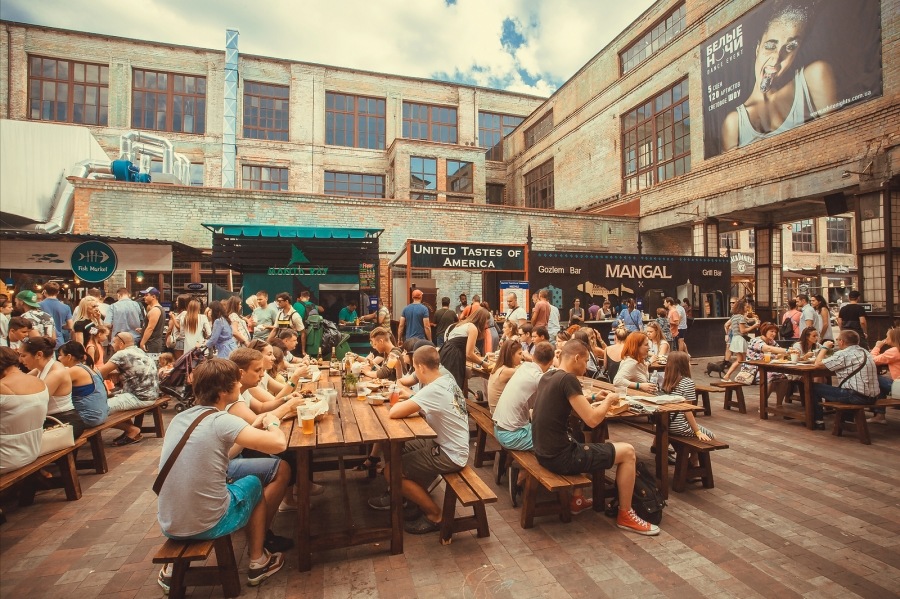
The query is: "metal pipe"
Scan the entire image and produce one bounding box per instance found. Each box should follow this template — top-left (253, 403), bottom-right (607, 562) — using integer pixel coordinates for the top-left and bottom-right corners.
top-left (30, 160), bottom-right (112, 233)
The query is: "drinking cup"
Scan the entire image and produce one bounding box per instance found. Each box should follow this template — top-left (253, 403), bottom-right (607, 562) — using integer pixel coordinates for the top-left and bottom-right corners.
top-left (790, 353), bottom-right (798, 363)
top-left (387, 353), bottom-right (398, 369)
top-left (301, 412), bottom-right (316, 435)
top-left (763, 353), bottom-right (771, 363)
top-left (389, 384), bottom-right (400, 406)
top-left (615, 384), bottom-right (628, 398)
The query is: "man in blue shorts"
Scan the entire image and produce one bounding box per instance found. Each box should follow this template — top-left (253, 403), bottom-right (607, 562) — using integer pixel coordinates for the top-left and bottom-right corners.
top-left (155, 358), bottom-right (289, 591)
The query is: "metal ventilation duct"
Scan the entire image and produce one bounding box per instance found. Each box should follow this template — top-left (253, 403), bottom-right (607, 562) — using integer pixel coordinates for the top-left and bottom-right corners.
top-left (223, 28), bottom-right (239, 188)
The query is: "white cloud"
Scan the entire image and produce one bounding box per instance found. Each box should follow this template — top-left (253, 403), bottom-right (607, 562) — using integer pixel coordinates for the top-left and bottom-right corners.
top-left (0, 0), bottom-right (655, 97)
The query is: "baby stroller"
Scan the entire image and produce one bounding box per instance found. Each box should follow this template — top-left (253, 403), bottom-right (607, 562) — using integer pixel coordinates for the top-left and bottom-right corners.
top-left (159, 346), bottom-right (209, 412)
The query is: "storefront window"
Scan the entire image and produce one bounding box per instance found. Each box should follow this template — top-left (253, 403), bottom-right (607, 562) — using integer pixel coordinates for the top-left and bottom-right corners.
top-left (826, 217), bottom-right (851, 253)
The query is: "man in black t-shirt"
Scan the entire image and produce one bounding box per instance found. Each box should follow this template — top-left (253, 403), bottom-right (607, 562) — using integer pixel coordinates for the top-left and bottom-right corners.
top-left (837, 291), bottom-right (869, 350)
top-left (432, 296), bottom-right (457, 347)
top-left (531, 340), bottom-right (660, 536)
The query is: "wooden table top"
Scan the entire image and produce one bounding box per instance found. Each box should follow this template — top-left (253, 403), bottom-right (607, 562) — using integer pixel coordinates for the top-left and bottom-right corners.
top-left (577, 376), bottom-right (701, 416)
top-left (745, 359), bottom-right (831, 373)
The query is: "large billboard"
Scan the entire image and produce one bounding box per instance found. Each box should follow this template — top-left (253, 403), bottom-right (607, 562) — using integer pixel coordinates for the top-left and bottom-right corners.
top-left (701, 0), bottom-right (882, 158)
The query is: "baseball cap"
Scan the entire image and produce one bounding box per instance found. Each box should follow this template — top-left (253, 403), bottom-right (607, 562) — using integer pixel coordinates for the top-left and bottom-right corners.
top-left (16, 290), bottom-right (42, 308)
top-left (411, 289), bottom-right (423, 299)
top-left (138, 287), bottom-right (160, 297)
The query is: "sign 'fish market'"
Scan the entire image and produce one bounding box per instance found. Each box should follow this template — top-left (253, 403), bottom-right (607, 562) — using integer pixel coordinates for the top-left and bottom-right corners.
top-left (70, 240), bottom-right (117, 283)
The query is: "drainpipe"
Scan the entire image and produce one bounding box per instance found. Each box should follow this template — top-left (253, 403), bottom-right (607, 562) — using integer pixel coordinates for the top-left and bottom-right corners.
top-left (222, 28), bottom-right (239, 188)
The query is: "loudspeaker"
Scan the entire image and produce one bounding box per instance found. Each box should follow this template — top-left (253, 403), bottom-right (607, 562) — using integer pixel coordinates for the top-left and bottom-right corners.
top-left (825, 193), bottom-right (848, 216)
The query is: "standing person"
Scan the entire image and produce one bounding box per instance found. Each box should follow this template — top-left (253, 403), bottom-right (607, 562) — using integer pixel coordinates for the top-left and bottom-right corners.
top-left (455, 294), bottom-right (468, 317)
top-left (251, 291), bottom-right (278, 341)
top-left (368, 346), bottom-right (469, 535)
top-left (155, 358), bottom-right (287, 589)
top-left (674, 297), bottom-right (689, 353)
top-left (810, 330), bottom-right (878, 430)
top-left (797, 294), bottom-right (816, 330)
top-left (40, 282), bottom-right (73, 347)
top-left (269, 293), bottom-right (305, 356)
top-left (97, 332), bottom-right (159, 444)
top-left (223, 296), bottom-right (250, 347)
top-left (682, 298), bottom-right (693, 320)
top-left (398, 290), bottom-right (431, 343)
top-left (207, 302), bottom-right (239, 359)
top-left (531, 340), bottom-right (660, 535)
top-left (15, 291), bottom-right (56, 342)
top-left (72, 296), bottom-right (103, 345)
top-left (107, 288), bottom-right (144, 343)
top-left (505, 293), bottom-right (527, 327)
top-left (547, 298), bottom-right (561, 341)
top-left (180, 299), bottom-right (210, 352)
top-left (722, 299), bottom-right (758, 382)
top-left (811, 295), bottom-right (834, 343)
top-left (438, 308), bottom-right (491, 390)
top-left (0, 346), bottom-right (49, 473)
top-left (360, 298), bottom-right (391, 328)
top-left (338, 300), bottom-right (359, 325)
top-left (664, 297), bottom-right (681, 347)
top-left (568, 299), bottom-right (585, 323)
top-left (618, 298), bottom-right (643, 333)
top-left (837, 290), bottom-right (869, 350)
top-left (587, 300), bottom-right (601, 321)
top-left (137, 287), bottom-right (166, 354)
top-left (165, 295), bottom-right (191, 358)
top-left (431, 297), bottom-right (457, 347)
top-left (531, 289), bottom-right (551, 329)
top-left (87, 288), bottom-right (109, 323)
top-left (0, 298), bottom-right (12, 347)
top-left (18, 336), bottom-right (85, 439)
top-left (600, 300), bottom-right (613, 319)
top-left (781, 299), bottom-right (802, 340)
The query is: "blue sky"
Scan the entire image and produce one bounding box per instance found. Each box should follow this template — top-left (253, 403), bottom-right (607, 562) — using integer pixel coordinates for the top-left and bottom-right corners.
top-left (0, 0), bottom-right (655, 96)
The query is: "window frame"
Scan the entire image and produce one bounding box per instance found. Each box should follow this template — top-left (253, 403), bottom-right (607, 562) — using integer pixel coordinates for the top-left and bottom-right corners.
top-left (478, 111), bottom-right (524, 161)
top-left (791, 219), bottom-right (817, 253)
top-left (28, 55), bottom-right (109, 126)
top-left (621, 78), bottom-right (690, 194)
top-left (132, 68), bottom-right (207, 134)
top-left (324, 171), bottom-right (385, 199)
top-left (241, 164), bottom-right (289, 191)
top-left (243, 81), bottom-right (290, 141)
top-left (486, 183), bottom-right (505, 206)
top-left (409, 156), bottom-right (437, 201)
top-left (446, 160), bottom-right (473, 194)
top-left (524, 111), bottom-right (553, 150)
top-left (524, 158), bottom-right (554, 209)
top-left (325, 92), bottom-right (386, 150)
top-left (620, 3), bottom-right (687, 75)
top-left (720, 232), bottom-right (739, 250)
top-left (402, 102), bottom-right (458, 144)
top-left (826, 217), bottom-right (852, 254)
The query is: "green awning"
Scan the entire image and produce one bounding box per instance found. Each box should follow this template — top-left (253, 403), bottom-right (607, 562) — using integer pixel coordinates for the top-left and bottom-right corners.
top-left (202, 224), bottom-right (382, 239)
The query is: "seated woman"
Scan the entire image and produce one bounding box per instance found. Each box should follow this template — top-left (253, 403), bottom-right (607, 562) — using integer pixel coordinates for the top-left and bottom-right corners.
top-left (0, 346), bottom-right (49, 473)
top-left (738, 323), bottom-right (792, 404)
top-left (604, 326), bottom-right (630, 385)
top-left (439, 308), bottom-right (492, 390)
top-left (645, 321), bottom-right (670, 363)
top-left (58, 340), bottom-right (108, 428)
top-left (792, 326), bottom-right (824, 359)
top-left (268, 346), bottom-right (288, 385)
top-left (571, 329), bottom-right (605, 380)
top-left (18, 336), bottom-right (85, 439)
top-left (500, 320), bottom-right (519, 346)
top-left (659, 352), bottom-right (715, 469)
top-left (613, 332), bottom-right (658, 394)
top-left (487, 340), bottom-right (523, 414)
top-left (869, 327), bottom-right (900, 424)
top-left (246, 339), bottom-right (309, 400)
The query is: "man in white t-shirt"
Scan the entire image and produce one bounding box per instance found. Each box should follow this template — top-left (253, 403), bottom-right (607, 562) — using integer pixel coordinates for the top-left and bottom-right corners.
top-left (493, 342), bottom-right (554, 506)
top-left (547, 302), bottom-right (561, 341)
top-left (505, 293), bottom-right (527, 327)
top-left (368, 345), bottom-right (469, 535)
top-left (798, 295), bottom-right (816, 330)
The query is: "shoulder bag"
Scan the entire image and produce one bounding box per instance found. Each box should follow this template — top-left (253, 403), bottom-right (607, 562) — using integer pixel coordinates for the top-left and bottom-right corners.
top-left (38, 415), bottom-right (75, 456)
top-left (152, 409), bottom-right (217, 495)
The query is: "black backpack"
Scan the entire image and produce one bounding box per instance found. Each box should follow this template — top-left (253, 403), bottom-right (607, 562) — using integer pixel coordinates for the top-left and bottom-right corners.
top-left (604, 460), bottom-right (665, 525)
top-left (779, 315), bottom-right (794, 339)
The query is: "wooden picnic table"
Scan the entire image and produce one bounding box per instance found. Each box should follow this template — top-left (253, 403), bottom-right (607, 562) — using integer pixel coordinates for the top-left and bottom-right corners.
top-left (746, 359), bottom-right (831, 430)
top-left (283, 374), bottom-right (436, 571)
top-left (577, 377), bottom-right (703, 499)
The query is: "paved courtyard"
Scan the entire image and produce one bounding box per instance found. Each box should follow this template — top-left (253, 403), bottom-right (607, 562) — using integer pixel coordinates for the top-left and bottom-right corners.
top-left (1, 361), bottom-right (898, 599)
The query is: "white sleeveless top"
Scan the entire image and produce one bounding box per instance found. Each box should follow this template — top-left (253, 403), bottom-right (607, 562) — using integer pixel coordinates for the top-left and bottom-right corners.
top-left (0, 388), bottom-right (49, 472)
top-left (737, 67), bottom-right (812, 147)
top-left (38, 359), bottom-right (75, 415)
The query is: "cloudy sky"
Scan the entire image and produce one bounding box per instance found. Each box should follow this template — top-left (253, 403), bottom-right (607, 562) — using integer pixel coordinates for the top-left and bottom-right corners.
top-left (1, 0), bottom-right (655, 96)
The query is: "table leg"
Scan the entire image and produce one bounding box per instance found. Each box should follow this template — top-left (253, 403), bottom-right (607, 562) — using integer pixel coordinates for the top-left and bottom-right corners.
top-left (759, 372), bottom-right (769, 419)
top-left (656, 415), bottom-right (670, 500)
top-left (389, 441), bottom-right (403, 556)
top-left (296, 449), bottom-right (312, 572)
top-left (803, 373), bottom-right (814, 429)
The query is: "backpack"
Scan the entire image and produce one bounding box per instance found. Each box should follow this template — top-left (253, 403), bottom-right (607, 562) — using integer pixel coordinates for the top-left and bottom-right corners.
top-left (299, 300), bottom-right (318, 324)
top-left (779, 313), bottom-right (794, 339)
top-left (604, 460), bottom-right (665, 525)
top-left (317, 318), bottom-right (344, 356)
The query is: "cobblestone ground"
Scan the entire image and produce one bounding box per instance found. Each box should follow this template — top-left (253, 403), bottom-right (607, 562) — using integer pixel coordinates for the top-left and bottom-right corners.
top-left (1, 358), bottom-right (898, 599)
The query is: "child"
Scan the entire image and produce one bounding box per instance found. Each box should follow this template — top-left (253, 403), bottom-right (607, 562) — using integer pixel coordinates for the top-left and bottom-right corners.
top-left (659, 352), bottom-right (714, 469)
top-left (157, 352), bottom-right (175, 380)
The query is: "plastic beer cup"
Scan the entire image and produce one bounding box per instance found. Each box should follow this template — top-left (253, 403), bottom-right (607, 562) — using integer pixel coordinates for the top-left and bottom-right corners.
top-left (300, 410), bottom-right (315, 434)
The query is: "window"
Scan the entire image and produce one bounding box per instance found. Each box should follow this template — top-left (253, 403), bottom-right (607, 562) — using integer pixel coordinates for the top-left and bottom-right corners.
top-left (150, 159), bottom-right (204, 186)
top-left (792, 219), bottom-right (816, 252)
top-left (132, 68), bottom-right (206, 133)
top-left (447, 160), bottom-right (473, 193)
top-left (524, 159), bottom-right (554, 209)
top-left (620, 3), bottom-right (687, 74)
top-left (244, 82), bottom-right (289, 141)
top-left (720, 232), bottom-right (739, 250)
top-left (402, 102), bottom-right (457, 143)
top-left (826, 217), bottom-right (851, 253)
top-left (409, 157), bottom-right (437, 201)
top-left (748, 229), bottom-right (755, 249)
top-left (242, 165), bottom-right (288, 191)
top-left (326, 92), bottom-right (386, 149)
top-left (28, 56), bottom-right (109, 125)
top-left (622, 79), bottom-right (690, 193)
top-left (479, 111), bottom-right (524, 161)
top-left (486, 183), bottom-right (505, 206)
top-left (324, 172), bottom-right (385, 199)
top-left (524, 111), bottom-right (553, 149)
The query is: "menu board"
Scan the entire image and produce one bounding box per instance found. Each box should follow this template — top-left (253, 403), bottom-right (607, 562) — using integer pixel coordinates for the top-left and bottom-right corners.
top-left (359, 263), bottom-right (377, 290)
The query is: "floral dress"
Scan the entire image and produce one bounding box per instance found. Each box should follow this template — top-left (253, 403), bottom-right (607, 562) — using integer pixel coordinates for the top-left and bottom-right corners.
top-left (740, 337), bottom-right (785, 382)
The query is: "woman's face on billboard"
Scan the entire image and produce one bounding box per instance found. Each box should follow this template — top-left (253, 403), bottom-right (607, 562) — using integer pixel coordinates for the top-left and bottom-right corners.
top-left (755, 18), bottom-right (804, 92)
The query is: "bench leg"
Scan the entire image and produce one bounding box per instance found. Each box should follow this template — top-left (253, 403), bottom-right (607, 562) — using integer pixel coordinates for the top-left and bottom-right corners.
top-left (151, 406), bottom-right (166, 437)
top-left (55, 451), bottom-right (82, 501)
top-left (698, 452), bottom-right (715, 488)
top-left (520, 475), bottom-right (538, 529)
top-left (213, 535), bottom-right (241, 598)
top-left (736, 388), bottom-right (747, 414)
top-left (671, 449), bottom-right (690, 493)
top-left (473, 429), bottom-right (487, 468)
top-left (855, 410), bottom-right (871, 445)
top-left (439, 485), bottom-right (459, 545)
top-left (699, 391), bottom-right (712, 416)
top-left (89, 434), bottom-right (108, 474)
top-left (723, 389), bottom-right (732, 411)
top-left (557, 490), bottom-right (572, 524)
top-left (169, 559), bottom-right (189, 599)
top-left (830, 413), bottom-right (845, 437)
top-left (473, 502), bottom-right (490, 538)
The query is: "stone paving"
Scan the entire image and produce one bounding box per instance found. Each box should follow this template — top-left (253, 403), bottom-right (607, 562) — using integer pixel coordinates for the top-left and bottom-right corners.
top-left (1, 360), bottom-right (899, 599)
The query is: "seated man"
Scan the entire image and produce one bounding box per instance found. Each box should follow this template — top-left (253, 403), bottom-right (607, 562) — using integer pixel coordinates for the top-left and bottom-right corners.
top-left (155, 358), bottom-right (287, 591)
top-left (360, 326), bottom-right (402, 380)
top-left (97, 332), bottom-right (159, 445)
top-left (493, 341), bottom-right (555, 505)
top-left (368, 345), bottom-right (469, 534)
top-left (811, 329), bottom-right (879, 430)
top-left (531, 340), bottom-right (660, 536)
top-left (6, 316), bottom-right (36, 349)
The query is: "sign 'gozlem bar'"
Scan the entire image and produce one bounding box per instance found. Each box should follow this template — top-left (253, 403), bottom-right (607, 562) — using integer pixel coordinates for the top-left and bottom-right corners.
top-left (409, 241), bottom-right (526, 271)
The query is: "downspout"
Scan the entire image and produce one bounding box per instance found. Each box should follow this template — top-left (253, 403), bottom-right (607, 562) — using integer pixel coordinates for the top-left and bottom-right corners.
top-left (6, 24), bottom-right (12, 119)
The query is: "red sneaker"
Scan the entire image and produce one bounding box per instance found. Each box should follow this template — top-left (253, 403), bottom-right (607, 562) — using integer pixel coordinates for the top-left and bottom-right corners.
top-left (570, 495), bottom-right (593, 515)
top-left (616, 508), bottom-right (660, 536)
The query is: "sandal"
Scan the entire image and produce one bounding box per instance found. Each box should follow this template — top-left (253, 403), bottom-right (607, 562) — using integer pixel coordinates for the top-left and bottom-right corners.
top-left (352, 457), bottom-right (381, 478)
top-left (111, 433), bottom-right (142, 447)
top-left (404, 514), bottom-right (440, 535)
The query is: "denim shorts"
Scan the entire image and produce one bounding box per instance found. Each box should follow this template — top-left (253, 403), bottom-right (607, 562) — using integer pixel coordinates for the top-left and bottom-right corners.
top-left (495, 423), bottom-right (533, 451)
top-left (226, 455), bottom-right (281, 485)
top-left (165, 475), bottom-right (262, 541)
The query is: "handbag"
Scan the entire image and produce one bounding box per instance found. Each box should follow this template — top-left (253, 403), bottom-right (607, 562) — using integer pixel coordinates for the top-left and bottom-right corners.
top-left (38, 416), bottom-right (75, 456)
top-left (153, 409), bottom-right (217, 495)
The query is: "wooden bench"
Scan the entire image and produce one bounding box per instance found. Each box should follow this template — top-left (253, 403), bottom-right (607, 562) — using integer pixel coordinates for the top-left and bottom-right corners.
top-left (439, 465), bottom-right (498, 545)
top-left (152, 534), bottom-right (240, 599)
top-left (713, 381), bottom-right (747, 413)
top-left (821, 397), bottom-right (900, 445)
top-left (693, 383), bottom-right (719, 416)
top-left (668, 435), bottom-right (729, 492)
top-left (465, 399), bottom-right (508, 484)
top-left (77, 397), bottom-right (168, 474)
top-left (510, 450), bottom-right (593, 529)
top-left (0, 437), bottom-right (87, 508)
